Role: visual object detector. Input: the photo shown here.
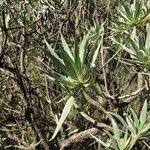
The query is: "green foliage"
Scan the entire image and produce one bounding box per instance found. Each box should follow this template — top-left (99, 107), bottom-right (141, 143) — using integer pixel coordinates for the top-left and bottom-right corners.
top-left (112, 0), bottom-right (150, 73)
top-left (129, 25), bottom-right (150, 66)
top-left (92, 100), bottom-right (150, 150)
top-left (113, 0), bottom-right (148, 30)
top-left (113, 24), bottom-right (150, 69)
top-left (50, 96), bottom-right (74, 140)
top-left (41, 26), bottom-right (103, 90)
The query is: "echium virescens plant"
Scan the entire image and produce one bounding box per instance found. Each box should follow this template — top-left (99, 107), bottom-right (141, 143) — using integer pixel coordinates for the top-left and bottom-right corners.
top-left (39, 24), bottom-right (104, 140)
top-left (112, 0), bottom-right (150, 73)
top-left (113, 24), bottom-right (150, 72)
top-left (91, 100), bottom-right (150, 150)
top-left (113, 0), bottom-right (149, 31)
top-left (41, 24), bottom-right (103, 91)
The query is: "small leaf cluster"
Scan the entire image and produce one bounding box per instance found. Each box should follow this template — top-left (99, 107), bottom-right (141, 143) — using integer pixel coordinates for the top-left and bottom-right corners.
top-left (92, 100), bottom-right (150, 150)
top-left (113, 0), bottom-right (148, 30)
top-left (112, 0), bottom-right (150, 71)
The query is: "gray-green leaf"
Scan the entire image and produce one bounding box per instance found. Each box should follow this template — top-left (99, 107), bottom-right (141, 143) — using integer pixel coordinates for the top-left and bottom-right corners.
top-left (50, 96), bottom-right (74, 141)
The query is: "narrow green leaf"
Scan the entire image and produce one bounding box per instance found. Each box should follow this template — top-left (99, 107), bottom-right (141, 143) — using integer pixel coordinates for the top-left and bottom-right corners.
top-left (105, 130), bottom-right (119, 150)
top-left (130, 108), bottom-right (139, 129)
top-left (140, 123), bottom-right (150, 134)
top-left (79, 32), bottom-right (90, 68)
top-left (120, 129), bottom-right (130, 150)
top-left (139, 37), bottom-right (145, 50)
top-left (45, 40), bottom-right (77, 78)
top-left (61, 49), bottom-right (79, 80)
top-left (139, 100), bottom-right (147, 130)
top-left (112, 21), bottom-right (129, 26)
top-left (74, 36), bottom-right (82, 75)
top-left (126, 116), bottom-right (136, 134)
top-left (111, 37), bottom-right (135, 56)
top-left (124, 137), bottom-right (131, 150)
top-left (134, 1), bottom-right (141, 22)
top-left (145, 24), bottom-right (150, 49)
top-left (131, 28), bottom-right (139, 43)
top-left (129, 135), bottom-right (139, 150)
top-left (129, 39), bottom-right (139, 56)
top-left (123, 5), bottom-right (132, 21)
top-left (37, 67), bottom-right (74, 87)
top-left (86, 70), bottom-right (96, 86)
top-left (108, 112), bottom-right (127, 126)
top-left (91, 24), bottom-right (104, 68)
top-left (44, 40), bottom-right (68, 72)
top-left (130, 28), bottom-right (140, 55)
top-left (61, 34), bottom-right (74, 61)
top-left (57, 76), bottom-right (77, 87)
top-left (123, 129), bottom-right (129, 145)
top-left (118, 8), bottom-right (131, 22)
top-left (50, 96), bottom-right (74, 141)
top-left (45, 40), bottom-right (64, 64)
top-left (37, 67), bottom-right (57, 80)
top-left (111, 119), bottom-right (120, 143)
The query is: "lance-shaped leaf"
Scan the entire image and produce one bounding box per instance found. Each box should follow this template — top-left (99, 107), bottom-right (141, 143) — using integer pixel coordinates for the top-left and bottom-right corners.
top-left (129, 39), bottom-right (139, 57)
top-left (74, 36), bottom-right (82, 75)
top-left (79, 32), bottom-right (90, 68)
top-left (61, 34), bottom-right (74, 61)
top-left (111, 37), bottom-right (136, 57)
top-left (139, 100), bottom-right (147, 130)
top-left (126, 116), bottom-right (136, 135)
top-left (140, 123), bottom-right (150, 134)
top-left (111, 119), bottom-right (120, 144)
top-left (129, 135), bottom-right (139, 150)
top-left (130, 28), bottom-right (139, 52)
top-left (130, 108), bottom-right (139, 129)
top-left (123, 5), bottom-right (132, 21)
top-left (118, 7), bottom-right (131, 23)
top-left (50, 96), bottom-right (74, 141)
top-left (105, 130), bottom-right (118, 150)
top-left (145, 24), bottom-right (150, 49)
top-left (90, 23), bottom-right (104, 68)
top-left (133, 0), bottom-right (141, 22)
top-left (121, 129), bottom-right (130, 149)
top-left (61, 48), bottom-right (79, 80)
top-left (108, 112), bottom-right (127, 126)
top-left (45, 40), bottom-right (64, 64)
top-left (45, 40), bottom-right (76, 78)
top-left (37, 67), bottom-right (74, 88)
